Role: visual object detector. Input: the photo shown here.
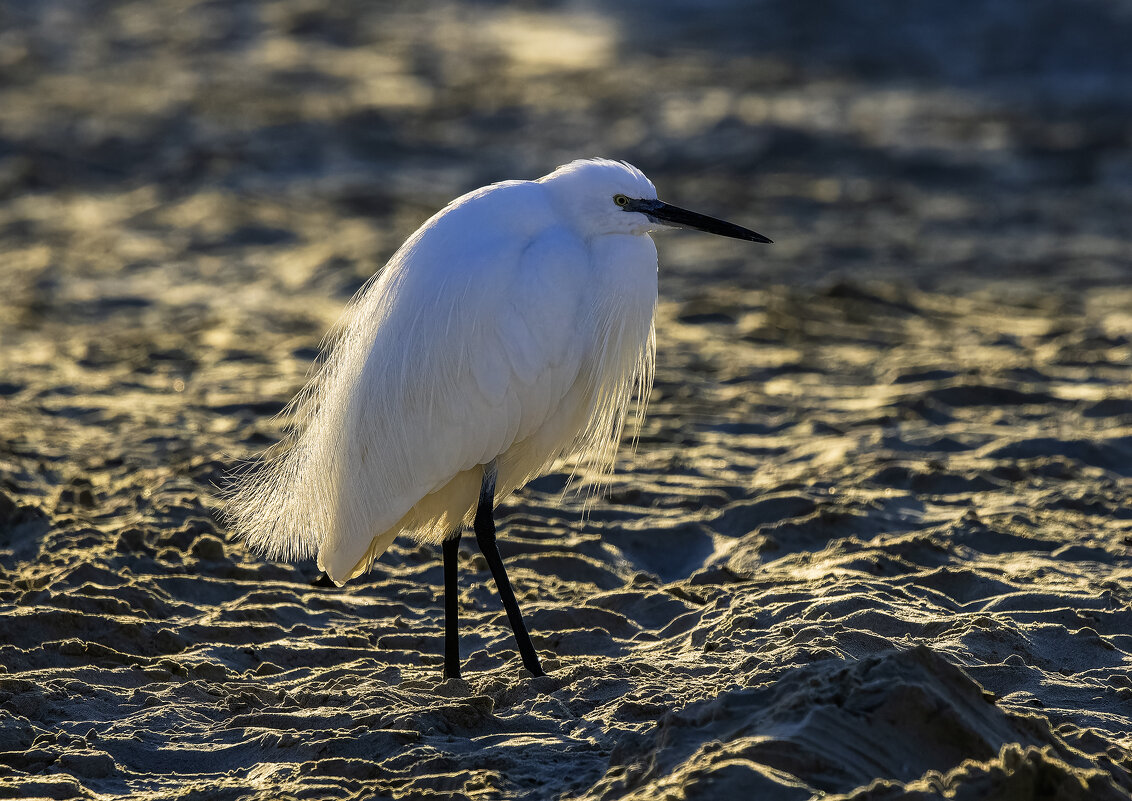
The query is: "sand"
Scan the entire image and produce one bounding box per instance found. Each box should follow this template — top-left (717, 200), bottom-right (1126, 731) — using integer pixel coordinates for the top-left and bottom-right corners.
top-left (1, 1), bottom-right (1131, 799)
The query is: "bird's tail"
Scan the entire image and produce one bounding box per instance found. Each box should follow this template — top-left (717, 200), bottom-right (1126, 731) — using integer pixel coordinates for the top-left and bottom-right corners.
top-left (221, 320), bottom-right (362, 566)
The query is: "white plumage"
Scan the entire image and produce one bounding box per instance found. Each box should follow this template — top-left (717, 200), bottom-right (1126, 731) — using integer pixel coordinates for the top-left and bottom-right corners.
top-left (228, 159), bottom-right (661, 583)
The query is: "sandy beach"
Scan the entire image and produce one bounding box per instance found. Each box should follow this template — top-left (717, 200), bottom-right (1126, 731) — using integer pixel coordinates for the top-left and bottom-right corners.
top-left (1, 1), bottom-right (1131, 799)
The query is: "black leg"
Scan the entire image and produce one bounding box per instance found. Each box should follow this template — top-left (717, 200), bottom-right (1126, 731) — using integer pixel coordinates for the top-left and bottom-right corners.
top-left (474, 464), bottom-right (545, 676)
top-left (442, 530), bottom-right (462, 680)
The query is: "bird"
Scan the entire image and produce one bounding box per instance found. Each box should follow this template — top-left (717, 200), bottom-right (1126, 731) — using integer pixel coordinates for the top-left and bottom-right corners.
top-left (225, 158), bottom-right (771, 679)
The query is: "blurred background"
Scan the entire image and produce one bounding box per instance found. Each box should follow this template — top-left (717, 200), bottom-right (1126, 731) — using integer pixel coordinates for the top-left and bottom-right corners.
top-left (3, 0), bottom-right (1130, 311)
top-left (1, 0), bottom-right (1130, 491)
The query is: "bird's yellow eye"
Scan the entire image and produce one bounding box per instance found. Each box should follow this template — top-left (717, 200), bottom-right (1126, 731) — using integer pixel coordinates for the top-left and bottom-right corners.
top-left (613, 194), bottom-right (630, 208)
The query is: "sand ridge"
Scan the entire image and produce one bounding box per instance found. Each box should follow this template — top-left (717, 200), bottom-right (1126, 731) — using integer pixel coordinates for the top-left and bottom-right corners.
top-left (3, 283), bottom-right (1131, 798)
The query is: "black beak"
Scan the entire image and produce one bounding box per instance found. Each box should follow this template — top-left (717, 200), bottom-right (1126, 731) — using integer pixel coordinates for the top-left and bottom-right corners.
top-left (625, 198), bottom-right (772, 244)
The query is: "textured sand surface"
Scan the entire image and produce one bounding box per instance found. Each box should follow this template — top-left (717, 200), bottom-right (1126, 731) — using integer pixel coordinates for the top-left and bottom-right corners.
top-left (2, 1), bottom-right (1131, 799)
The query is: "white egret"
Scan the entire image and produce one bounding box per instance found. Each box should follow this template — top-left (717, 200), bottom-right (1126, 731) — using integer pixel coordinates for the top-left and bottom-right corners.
top-left (226, 159), bottom-right (771, 678)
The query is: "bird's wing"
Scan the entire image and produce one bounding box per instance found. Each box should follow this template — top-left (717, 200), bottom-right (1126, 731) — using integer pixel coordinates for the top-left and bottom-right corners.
top-left (360, 222), bottom-right (589, 481)
top-left (317, 220), bottom-right (592, 574)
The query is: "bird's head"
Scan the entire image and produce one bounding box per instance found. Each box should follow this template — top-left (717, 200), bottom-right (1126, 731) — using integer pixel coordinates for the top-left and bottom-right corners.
top-left (540, 158), bottom-right (772, 244)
